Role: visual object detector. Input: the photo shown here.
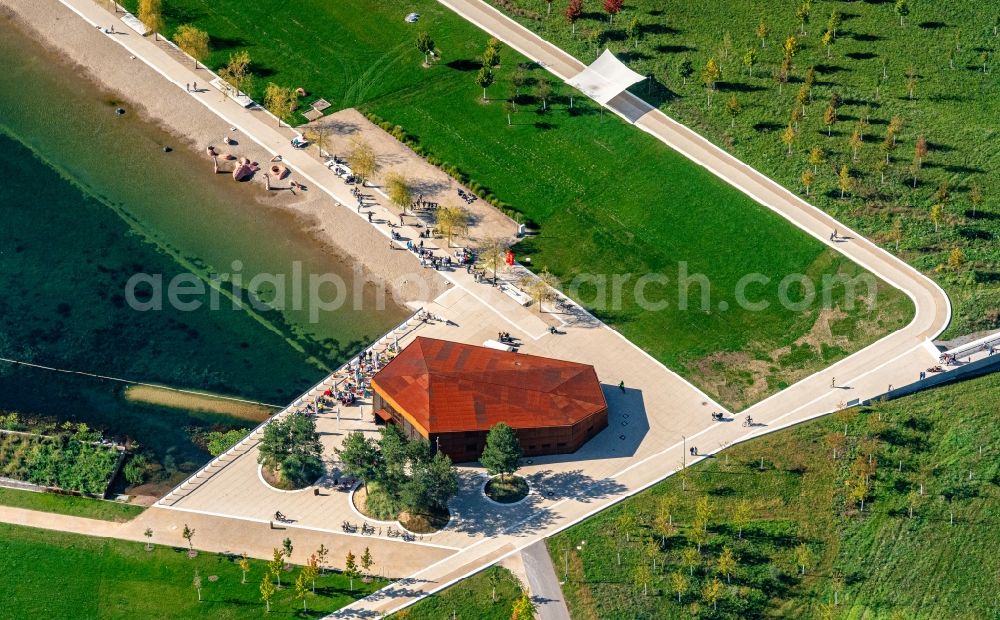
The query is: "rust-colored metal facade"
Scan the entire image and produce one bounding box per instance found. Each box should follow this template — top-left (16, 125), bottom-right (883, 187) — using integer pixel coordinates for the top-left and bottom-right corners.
top-left (370, 337), bottom-right (608, 463)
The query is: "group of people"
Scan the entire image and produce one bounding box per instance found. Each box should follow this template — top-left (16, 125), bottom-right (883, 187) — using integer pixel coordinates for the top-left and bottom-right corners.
top-left (456, 187), bottom-right (478, 205)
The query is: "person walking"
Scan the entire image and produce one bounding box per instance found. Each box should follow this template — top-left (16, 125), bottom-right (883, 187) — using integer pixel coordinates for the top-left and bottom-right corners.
top-left (618, 380), bottom-right (626, 393)
top-left (831, 376), bottom-right (836, 388)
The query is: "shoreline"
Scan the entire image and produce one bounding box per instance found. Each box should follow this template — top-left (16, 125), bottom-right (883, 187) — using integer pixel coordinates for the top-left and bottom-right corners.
top-left (0, 0), bottom-right (446, 307)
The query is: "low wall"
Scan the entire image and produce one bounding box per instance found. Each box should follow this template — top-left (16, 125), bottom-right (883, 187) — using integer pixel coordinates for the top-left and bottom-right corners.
top-left (864, 352), bottom-right (1000, 404)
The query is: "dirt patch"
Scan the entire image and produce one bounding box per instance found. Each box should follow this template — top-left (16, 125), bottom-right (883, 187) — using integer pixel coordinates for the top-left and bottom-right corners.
top-left (260, 465), bottom-right (306, 491)
top-left (124, 385), bottom-right (276, 421)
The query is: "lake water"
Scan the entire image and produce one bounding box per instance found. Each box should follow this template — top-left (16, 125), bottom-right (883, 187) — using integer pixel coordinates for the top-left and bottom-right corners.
top-left (0, 21), bottom-right (406, 483)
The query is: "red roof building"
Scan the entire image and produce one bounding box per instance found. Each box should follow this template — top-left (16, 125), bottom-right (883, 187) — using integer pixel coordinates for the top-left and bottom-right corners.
top-left (371, 337), bottom-right (608, 462)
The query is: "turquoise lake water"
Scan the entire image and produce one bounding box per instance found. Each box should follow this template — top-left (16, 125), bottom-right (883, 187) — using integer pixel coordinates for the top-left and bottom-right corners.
top-left (0, 20), bottom-right (405, 480)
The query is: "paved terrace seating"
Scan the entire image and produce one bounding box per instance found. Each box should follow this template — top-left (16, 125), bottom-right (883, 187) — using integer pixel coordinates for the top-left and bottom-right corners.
top-left (156, 311), bottom-right (428, 508)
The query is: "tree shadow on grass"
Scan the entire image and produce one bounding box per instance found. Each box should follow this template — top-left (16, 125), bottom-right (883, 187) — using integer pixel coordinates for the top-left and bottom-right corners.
top-left (445, 59), bottom-right (482, 72)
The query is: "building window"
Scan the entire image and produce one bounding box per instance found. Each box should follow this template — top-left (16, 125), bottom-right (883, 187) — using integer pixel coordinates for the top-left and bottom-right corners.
top-left (466, 443), bottom-right (477, 452)
top-left (557, 442), bottom-right (567, 447)
top-left (542, 443), bottom-right (551, 449)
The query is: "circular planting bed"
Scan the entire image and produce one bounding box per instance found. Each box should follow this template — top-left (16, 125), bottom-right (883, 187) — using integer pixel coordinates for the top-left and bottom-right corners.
top-left (484, 475), bottom-right (529, 504)
top-left (260, 465), bottom-right (311, 491)
top-left (352, 484), bottom-right (450, 534)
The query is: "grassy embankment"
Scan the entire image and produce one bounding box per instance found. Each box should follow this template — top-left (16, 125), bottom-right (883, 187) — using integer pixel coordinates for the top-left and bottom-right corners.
top-left (547, 372), bottom-right (1000, 619)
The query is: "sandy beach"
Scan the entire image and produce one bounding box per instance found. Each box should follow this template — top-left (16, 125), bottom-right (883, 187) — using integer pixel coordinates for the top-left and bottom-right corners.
top-left (0, 0), bottom-right (448, 306)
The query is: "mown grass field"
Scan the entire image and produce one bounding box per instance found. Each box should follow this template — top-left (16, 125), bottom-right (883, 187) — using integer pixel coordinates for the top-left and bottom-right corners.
top-left (493, 0), bottom-right (1000, 340)
top-left (547, 372), bottom-right (1000, 619)
top-left (0, 487), bottom-right (144, 521)
top-left (391, 566), bottom-right (524, 620)
top-left (0, 523), bottom-right (385, 618)
top-left (119, 0), bottom-right (912, 409)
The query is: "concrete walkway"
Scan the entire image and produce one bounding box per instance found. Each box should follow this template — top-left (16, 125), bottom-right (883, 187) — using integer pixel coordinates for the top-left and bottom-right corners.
top-left (521, 540), bottom-right (572, 620)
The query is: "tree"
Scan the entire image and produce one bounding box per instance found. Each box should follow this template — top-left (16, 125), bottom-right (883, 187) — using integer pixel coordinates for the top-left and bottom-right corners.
top-left (930, 203), bottom-right (944, 233)
top-left (823, 105), bottom-right (836, 137)
top-left (260, 574), bottom-right (275, 613)
top-left (838, 165), bottom-right (852, 198)
top-left (849, 128), bottom-right (863, 161)
top-left (796, 2), bottom-right (811, 35)
top-left (634, 562), bottom-right (653, 596)
top-left (143, 527), bottom-right (153, 551)
top-left (221, 50), bottom-right (252, 97)
top-left (774, 58), bottom-right (790, 94)
top-left (702, 577), bottom-right (723, 611)
top-left (347, 137), bottom-right (378, 186)
top-left (681, 546), bottom-right (700, 576)
top-left (335, 431), bottom-right (382, 493)
top-left (717, 546), bottom-right (737, 584)
top-left (476, 67), bottom-right (495, 101)
top-left (483, 40), bottom-right (502, 69)
top-left (794, 542), bottom-right (814, 575)
top-left (435, 205), bottom-right (469, 247)
top-left (316, 544), bottom-right (329, 575)
top-left (725, 94), bottom-right (741, 127)
top-left (756, 17), bottom-right (768, 48)
top-left (182, 524), bottom-right (195, 550)
top-left (137, 0), bottom-right (163, 41)
top-left (822, 29), bottom-right (834, 57)
top-left (889, 217), bottom-right (903, 251)
top-left (743, 48), bottom-right (758, 77)
top-left (970, 183), bottom-right (982, 217)
top-left (678, 57), bottom-right (694, 85)
top-left (828, 8), bottom-right (842, 38)
top-left (488, 566), bottom-right (504, 602)
top-left (625, 16), bottom-right (641, 49)
top-left (282, 537), bottom-right (294, 559)
top-left (303, 125), bottom-right (331, 158)
top-left (782, 124), bottom-right (796, 155)
top-left (895, 0), bottom-right (910, 26)
top-left (263, 83), bottom-right (298, 127)
top-left (602, 0), bottom-right (623, 24)
top-left (801, 169), bottom-right (815, 195)
top-left (511, 592), bottom-right (537, 620)
top-left (193, 569), bottom-right (203, 602)
top-left (906, 65), bottom-right (918, 99)
top-left (174, 24), bottom-right (209, 69)
top-left (537, 77), bottom-right (552, 110)
top-left (520, 268), bottom-right (560, 312)
top-left (239, 553), bottom-right (250, 584)
top-left (360, 547), bottom-right (374, 583)
top-left (565, 0), bottom-right (583, 35)
top-left (701, 58), bottom-right (721, 106)
top-left (888, 116), bottom-right (903, 145)
top-left (476, 237), bottom-right (511, 285)
top-left (401, 450), bottom-right (458, 515)
top-left (616, 509), bottom-right (638, 543)
top-left (783, 34), bottom-right (799, 62)
top-left (258, 413), bottom-right (323, 487)
top-left (385, 172), bottom-right (413, 214)
top-left (480, 422), bottom-right (522, 481)
top-left (295, 571), bottom-right (310, 611)
top-left (416, 32), bottom-right (436, 66)
top-left (344, 550), bottom-right (359, 591)
top-left (670, 571), bottom-right (688, 603)
top-left (269, 548), bottom-right (285, 587)
top-left (732, 499), bottom-right (752, 538)
top-left (809, 146), bottom-right (825, 173)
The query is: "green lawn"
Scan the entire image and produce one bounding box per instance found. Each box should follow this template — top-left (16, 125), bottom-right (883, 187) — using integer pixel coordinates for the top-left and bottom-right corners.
top-left (547, 373), bottom-right (1000, 619)
top-left (0, 523), bottom-right (385, 618)
top-left (119, 0), bottom-right (912, 409)
top-left (492, 0), bottom-right (1000, 340)
top-left (0, 487), bottom-right (144, 522)
top-left (392, 565), bottom-right (524, 620)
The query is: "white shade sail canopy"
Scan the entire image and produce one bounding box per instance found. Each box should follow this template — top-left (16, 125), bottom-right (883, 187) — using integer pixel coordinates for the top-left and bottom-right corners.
top-left (565, 49), bottom-right (646, 104)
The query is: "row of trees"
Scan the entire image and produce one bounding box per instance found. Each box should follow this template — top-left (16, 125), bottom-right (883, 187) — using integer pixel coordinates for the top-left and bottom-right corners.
top-left (336, 425), bottom-right (457, 520)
